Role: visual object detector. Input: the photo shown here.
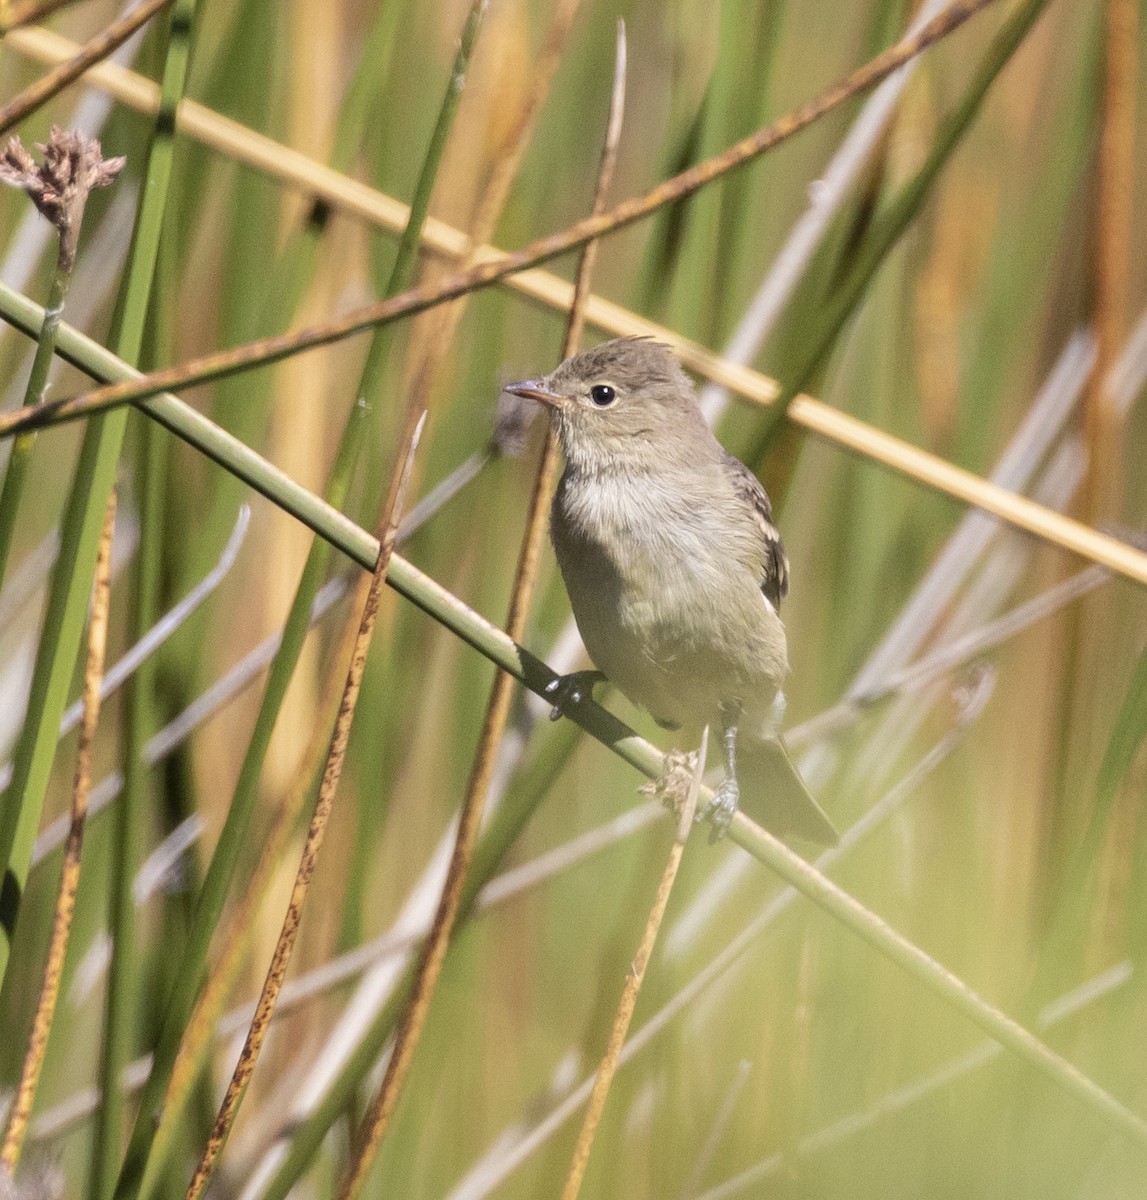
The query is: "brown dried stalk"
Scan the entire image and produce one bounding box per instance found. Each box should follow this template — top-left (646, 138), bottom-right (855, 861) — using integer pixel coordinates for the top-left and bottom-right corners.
top-left (181, 411), bottom-right (426, 1200)
top-left (0, 494), bottom-right (116, 1172)
top-left (559, 732), bottom-right (706, 1200)
top-left (462, 0), bottom-right (583, 241)
top-left (157, 575), bottom-right (368, 1165)
top-left (336, 24), bottom-right (628, 1200)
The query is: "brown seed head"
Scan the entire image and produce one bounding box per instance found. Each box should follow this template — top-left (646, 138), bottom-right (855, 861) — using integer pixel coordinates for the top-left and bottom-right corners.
top-left (0, 126), bottom-right (124, 271)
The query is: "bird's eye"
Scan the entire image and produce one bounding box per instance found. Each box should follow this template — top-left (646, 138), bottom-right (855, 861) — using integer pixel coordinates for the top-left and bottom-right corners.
top-left (589, 384), bottom-right (616, 407)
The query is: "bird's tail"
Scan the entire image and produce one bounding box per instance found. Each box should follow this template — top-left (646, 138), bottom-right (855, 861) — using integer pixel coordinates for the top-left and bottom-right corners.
top-left (738, 736), bottom-right (838, 846)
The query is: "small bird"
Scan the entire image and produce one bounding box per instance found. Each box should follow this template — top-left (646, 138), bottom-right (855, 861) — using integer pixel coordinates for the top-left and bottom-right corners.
top-left (504, 337), bottom-right (837, 844)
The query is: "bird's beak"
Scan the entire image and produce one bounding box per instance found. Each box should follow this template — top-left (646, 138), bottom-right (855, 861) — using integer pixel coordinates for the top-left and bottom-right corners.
top-left (502, 379), bottom-right (565, 409)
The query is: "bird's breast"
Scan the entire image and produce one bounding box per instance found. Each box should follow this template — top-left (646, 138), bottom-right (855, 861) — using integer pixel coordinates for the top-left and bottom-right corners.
top-left (550, 470), bottom-right (788, 728)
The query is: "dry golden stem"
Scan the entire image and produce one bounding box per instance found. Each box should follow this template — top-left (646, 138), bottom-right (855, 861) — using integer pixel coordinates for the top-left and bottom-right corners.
top-left (337, 27), bottom-right (628, 1200)
top-left (1075, 0), bottom-right (1140, 973)
top-left (401, 0), bottom-right (583, 409)
top-left (465, 0), bottom-right (583, 241)
top-left (0, 0), bottom-right (175, 136)
top-left (559, 730), bottom-right (706, 1200)
top-left (336, 646), bottom-right (514, 1200)
top-left (1085, 0), bottom-right (1137, 521)
top-left (0, 493), bottom-right (116, 1172)
top-left (182, 414), bottom-right (426, 1200)
top-left (785, 397), bottom-right (1147, 587)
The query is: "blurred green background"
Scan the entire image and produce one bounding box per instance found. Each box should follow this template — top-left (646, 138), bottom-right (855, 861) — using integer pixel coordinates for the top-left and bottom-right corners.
top-left (0, 0), bottom-right (1145, 1197)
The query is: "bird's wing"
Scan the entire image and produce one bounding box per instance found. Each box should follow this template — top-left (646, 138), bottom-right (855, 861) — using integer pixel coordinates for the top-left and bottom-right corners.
top-left (721, 452), bottom-right (789, 610)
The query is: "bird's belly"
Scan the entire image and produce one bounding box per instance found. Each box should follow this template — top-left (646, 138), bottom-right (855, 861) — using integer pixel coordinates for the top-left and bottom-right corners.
top-left (552, 521), bottom-right (787, 730)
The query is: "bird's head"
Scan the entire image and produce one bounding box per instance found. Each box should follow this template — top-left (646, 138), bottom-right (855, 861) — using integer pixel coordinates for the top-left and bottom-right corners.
top-left (502, 337), bottom-right (709, 474)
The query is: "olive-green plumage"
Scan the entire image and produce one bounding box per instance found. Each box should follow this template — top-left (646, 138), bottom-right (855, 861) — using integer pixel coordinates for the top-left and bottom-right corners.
top-left (506, 338), bottom-right (836, 845)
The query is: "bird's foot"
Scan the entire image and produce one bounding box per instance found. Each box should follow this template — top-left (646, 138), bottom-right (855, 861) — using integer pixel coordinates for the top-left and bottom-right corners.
top-left (700, 778), bottom-right (739, 843)
top-left (543, 670), bottom-right (606, 721)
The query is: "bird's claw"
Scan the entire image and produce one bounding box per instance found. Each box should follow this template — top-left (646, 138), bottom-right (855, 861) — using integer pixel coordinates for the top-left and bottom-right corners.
top-left (543, 670), bottom-right (605, 721)
top-left (700, 779), bottom-right (739, 843)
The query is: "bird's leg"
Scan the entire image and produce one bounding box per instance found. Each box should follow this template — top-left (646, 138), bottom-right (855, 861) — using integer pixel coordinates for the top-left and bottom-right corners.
top-left (700, 715), bottom-right (741, 841)
top-left (543, 669), bottom-right (607, 721)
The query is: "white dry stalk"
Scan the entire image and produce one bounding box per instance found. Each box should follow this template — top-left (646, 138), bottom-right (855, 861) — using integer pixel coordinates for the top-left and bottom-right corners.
top-left (141, 572), bottom-right (349, 764)
top-left (0, 506), bottom-right (138, 761)
top-left (678, 1060), bottom-right (752, 1200)
top-left (59, 507), bottom-right (247, 747)
top-left (789, 560), bottom-right (1109, 748)
top-left (67, 815), bottom-right (204, 1006)
top-left (1105, 302), bottom-right (1147, 418)
top-left (3, 508), bottom-right (245, 797)
top-left (0, 531), bottom-right (58, 632)
top-left (695, 0), bottom-right (954, 424)
top-left (218, 806), bottom-right (663, 1032)
top-left (28, 519), bottom-right (338, 869)
top-left (807, 297), bottom-right (1147, 784)
top-left (139, 452), bottom-right (471, 768)
top-left (847, 437), bottom-right (1085, 791)
top-left (841, 329), bottom-right (1095, 704)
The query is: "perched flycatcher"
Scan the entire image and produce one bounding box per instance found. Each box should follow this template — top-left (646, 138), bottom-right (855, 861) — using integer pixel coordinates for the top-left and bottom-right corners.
top-left (504, 337), bottom-right (837, 845)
